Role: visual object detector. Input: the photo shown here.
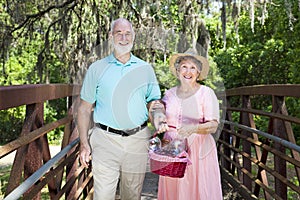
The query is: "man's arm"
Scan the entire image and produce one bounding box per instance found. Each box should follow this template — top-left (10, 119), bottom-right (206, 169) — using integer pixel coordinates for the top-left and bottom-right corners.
top-left (77, 99), bottom-right (94, 168)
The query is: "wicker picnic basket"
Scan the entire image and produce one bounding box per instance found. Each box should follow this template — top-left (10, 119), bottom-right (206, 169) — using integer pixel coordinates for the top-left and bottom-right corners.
top-left (149, 138), bottom-right (190, 178)
top-left (149, 152), bottom-right (188, 178)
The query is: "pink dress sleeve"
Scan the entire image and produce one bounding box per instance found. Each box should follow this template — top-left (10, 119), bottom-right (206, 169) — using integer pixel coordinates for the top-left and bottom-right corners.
top-left (201, 86), bottom-right (220, 123)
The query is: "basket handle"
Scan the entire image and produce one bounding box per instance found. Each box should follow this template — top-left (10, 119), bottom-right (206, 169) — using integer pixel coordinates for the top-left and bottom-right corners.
top-left (151, 125), bottom-right (177, 138)
top-left (152, 130), bottom-right (159, 138)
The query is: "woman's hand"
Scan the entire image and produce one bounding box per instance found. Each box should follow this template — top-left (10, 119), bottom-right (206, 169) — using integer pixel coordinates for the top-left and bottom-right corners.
top-left (177, 121), bottom-right (219, 137)
top-left (177, 124), bottom-right (196, 138)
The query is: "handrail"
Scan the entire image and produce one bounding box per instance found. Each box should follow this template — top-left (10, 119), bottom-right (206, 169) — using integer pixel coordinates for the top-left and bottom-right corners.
top-left (217, 84), bottom-right (300, 199)
top-left (0, 84), bottom-right (85, 199)
top-left (222, 120), bottom-right (300, 153)
top-left (218, 84), bottom-right (300, 97)
top-left (1, 84), bottom-right (300, 199)
top-left (222, 106), bottom-right (300, 124)
top-left (0, 84), bottom-right (81, 110)
top-left (3, 138), bottom-right (80, 200)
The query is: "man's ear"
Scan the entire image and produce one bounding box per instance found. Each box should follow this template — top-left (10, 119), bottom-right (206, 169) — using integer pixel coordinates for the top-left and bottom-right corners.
top-left (108, 31), bottom-right (114, 39)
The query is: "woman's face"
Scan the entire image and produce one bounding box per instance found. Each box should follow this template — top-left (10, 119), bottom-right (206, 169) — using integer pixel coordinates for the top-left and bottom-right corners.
top-left (177, 59), bottom-right (200, 84)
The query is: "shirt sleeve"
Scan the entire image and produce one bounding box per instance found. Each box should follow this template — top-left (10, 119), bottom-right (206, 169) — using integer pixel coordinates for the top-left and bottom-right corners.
top-left (80, 63), bottom-right (97, 104)
top-left (146, 66), bottom-right (161, 102)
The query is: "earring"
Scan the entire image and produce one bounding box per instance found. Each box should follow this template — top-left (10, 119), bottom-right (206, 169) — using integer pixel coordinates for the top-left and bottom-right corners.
top-left (197, 72), bottom-right (201, 81)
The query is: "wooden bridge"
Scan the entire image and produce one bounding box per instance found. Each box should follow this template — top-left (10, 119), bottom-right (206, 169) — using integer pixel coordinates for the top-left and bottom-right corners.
top-left (0, 84), bottom-right (299, 199)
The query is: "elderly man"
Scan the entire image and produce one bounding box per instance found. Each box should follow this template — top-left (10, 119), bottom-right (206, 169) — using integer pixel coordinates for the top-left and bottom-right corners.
top-left (77, 18), bottom-right (167, 200)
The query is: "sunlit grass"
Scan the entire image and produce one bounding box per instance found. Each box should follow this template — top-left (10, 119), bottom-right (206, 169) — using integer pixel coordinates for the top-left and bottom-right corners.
top-left (0, 165), bottom-right (11, 199)
top-left (0, 164), bottom-right (66, 199)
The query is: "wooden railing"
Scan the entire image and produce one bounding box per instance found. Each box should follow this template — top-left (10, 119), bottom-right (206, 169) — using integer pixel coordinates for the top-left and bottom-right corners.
top-left (1, 84), bottom-right (300, 199)
top-left (0, 84), bottom-right (94, 199)
top-left (217, 84), bottom-right (300, 200)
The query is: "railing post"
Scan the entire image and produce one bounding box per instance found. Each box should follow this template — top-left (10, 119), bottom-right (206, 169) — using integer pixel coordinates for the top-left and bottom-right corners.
top-left (221, 96), bottom-right (232, 170)
top-left (272, 96), bottom-right (287, 200)
top-left (240, 95), bottom-right (252, 191)
top-left (5, 103), bottom-right (44, 199)
top-left (65, 95), bottom-right (80, 199)
top-left (24, 103), bottom-right (44, 200)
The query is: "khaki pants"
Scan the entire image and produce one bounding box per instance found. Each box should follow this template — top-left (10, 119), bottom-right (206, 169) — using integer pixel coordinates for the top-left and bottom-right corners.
top-left (89, 126), bottom-right (151, 200)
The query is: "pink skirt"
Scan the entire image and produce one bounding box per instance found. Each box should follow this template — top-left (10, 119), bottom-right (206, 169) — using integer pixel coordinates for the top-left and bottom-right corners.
top-left (157, 134), bottom-right (223, 200)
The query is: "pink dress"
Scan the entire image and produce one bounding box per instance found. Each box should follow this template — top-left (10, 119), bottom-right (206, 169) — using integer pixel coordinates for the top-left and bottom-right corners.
top-left (157, 85), bottom-right (223, 200)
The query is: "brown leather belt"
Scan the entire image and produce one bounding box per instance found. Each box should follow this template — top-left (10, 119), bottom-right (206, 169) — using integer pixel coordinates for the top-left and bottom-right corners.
top-left (95, 121), bottom-right (147, 137)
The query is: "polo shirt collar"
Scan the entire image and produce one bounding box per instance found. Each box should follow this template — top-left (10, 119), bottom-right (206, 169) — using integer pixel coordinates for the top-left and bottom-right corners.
top-left (108, 53), bottom-right (137, 67)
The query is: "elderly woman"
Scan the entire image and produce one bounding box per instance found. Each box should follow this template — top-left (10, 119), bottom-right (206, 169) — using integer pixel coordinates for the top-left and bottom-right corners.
top-left (156, 49), bottom-right (223, 200)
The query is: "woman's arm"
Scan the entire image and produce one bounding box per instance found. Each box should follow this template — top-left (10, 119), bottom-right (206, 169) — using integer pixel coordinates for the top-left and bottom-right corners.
top-left (177, 120), bottom-right (219, 138)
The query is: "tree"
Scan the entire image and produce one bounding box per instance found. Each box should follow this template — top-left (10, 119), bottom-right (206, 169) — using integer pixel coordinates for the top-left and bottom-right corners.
top-left (214, 0), bottom-right (300, 88)
top-left (2, 0), bottom-right (296, 85)
top-left (1, 0), bottom-right (299, 143)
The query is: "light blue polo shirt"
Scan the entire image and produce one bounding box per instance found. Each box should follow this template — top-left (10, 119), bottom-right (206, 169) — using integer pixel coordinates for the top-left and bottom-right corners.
top-left (80, 53), bottom-right (161, 129)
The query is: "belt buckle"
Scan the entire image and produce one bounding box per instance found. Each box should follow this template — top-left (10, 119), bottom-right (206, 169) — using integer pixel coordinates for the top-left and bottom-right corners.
top-left (121, 131), bottom-right (129, 137)
top-left (124, 125), bottom-right (141, 136)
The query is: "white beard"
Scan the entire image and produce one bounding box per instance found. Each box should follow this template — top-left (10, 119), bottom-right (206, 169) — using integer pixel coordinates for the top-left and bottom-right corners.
top-left (112, 38), bottom-right (133, 56)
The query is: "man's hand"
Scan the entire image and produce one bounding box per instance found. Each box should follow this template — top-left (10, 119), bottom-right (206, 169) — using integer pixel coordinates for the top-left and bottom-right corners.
top-left (77, 99), bottom-right (93, 168)
top-left (149, 100), bottom-right (169, 133)
top-left (153, 112), bottom-right (169, 133)
top-left (79, 142), bottom-right (91, 168)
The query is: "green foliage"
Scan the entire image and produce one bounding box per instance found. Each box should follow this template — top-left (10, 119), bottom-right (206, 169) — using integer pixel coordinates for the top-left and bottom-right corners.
top-left (0, 100), bottom-right (68, 145)
top-left (154, 58), bottom-right (178, 92)
top-left (44, 99), bottom-right (68, 144)
top-left (1, 37), bottom-right (40, 85)
top-left (0, 165), bottom-right (11, 198)
top-left (288, 176), bottom-right (300, 199)
top-left (0, 108), bottom-right (24, 144)
top-left (211, 0), bottom-right (300, 142)
top-left (214, 2), bottom-right (300, 88)
top-left (286, 97), bottom-right (300, 145)
top-left (205, 57), bottom-right (225, 93)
